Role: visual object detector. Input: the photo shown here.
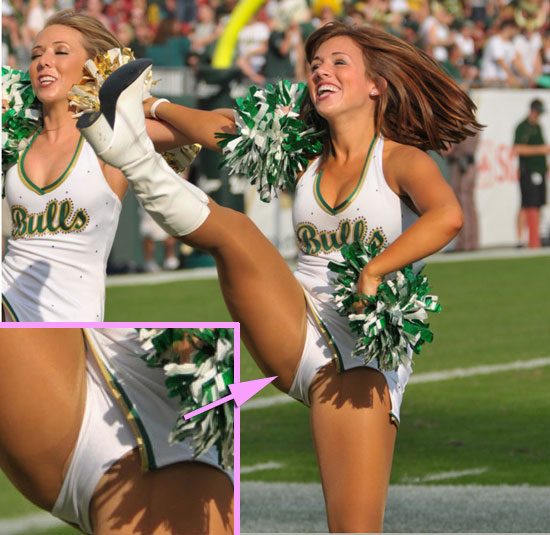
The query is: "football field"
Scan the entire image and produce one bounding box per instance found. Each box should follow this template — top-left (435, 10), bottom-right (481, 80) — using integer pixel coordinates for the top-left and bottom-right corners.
top-left (0, 249), bottom-right (549, 533)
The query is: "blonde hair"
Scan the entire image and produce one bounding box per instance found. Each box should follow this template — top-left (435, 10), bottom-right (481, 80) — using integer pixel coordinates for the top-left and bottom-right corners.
top-left (44, 9), bottom-right (124, 59)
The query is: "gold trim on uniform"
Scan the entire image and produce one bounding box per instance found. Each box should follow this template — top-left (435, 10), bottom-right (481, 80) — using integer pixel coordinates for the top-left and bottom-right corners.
top-left (302, 288), bottom-right (344, 372)
top-left (314, 135), bottom-right (377, 215)
top-left (18, 132), bottom-right (85, 196)
top-left (83, 330), bottom-right (153, 473)
top-left (1, 296), bottom-right (19, 321)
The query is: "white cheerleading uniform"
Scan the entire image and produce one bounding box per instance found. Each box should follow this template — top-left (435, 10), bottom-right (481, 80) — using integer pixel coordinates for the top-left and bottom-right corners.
top-left (290, 136), bottom-right (418, 422)
top-left (2, 134), bottom-right (121, 322)
top-left (51, 328), bottom-right (231, 534)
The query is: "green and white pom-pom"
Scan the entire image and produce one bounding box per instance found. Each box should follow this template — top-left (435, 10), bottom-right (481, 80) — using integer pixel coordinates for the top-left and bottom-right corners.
top-left (2, 66), bottom-right (41, 174)
top-left (328, 242), bottom-right (441, 371)
top-left (216, 80), bottom-right (322, 202)
top-left (135, 328), bottom-right (234, 469)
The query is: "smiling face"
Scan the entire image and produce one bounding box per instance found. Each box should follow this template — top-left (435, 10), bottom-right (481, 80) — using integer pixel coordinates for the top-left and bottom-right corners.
top-left (29, 24), bottom-right (89, 108)
top-left (308, 35), bottom-right (377, 122)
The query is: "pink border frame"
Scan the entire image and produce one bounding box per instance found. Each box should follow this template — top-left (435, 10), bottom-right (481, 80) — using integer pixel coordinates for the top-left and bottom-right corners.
top-left (0, 321), bottom-right (241, 535)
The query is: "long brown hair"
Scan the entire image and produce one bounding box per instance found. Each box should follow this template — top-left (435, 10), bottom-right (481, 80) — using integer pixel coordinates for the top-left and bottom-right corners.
top-left (301, 21), bottom-right (483, 159)
top-left (44, 10), bottom-right (124, 59)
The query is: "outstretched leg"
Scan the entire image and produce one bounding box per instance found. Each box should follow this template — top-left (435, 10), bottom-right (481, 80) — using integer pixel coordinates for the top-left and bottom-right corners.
top-left (184, 201), bottom-right (307, 391)
top-left (309, 362), bottom-right (397, 533)
top-left (78, 60), bottom-right (308, 391)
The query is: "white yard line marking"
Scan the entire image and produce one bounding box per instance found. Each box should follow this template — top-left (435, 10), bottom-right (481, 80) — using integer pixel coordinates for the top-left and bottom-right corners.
top-left (426, 246), bottom-right (550, 263)
top-left (241, 462), bottom-right (284, 474)
top-left (400, 467), bottom-right (488, 484)
top-left (242, 356), bottom-right (550, 411)
top-left (0, 512), bottom-right (64, 535)
top-left (106, 266), bottom-right (218, 287)
top-left (242, 395), bottom-right (291, 411)
top-left (409, 356), bottom-right (550, 384)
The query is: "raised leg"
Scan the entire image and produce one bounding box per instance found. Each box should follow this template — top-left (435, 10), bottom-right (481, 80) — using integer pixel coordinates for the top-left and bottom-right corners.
top-left (184, 202), bottom-right (308, 391)
top-left (309, 362), bottom-right (397, 533)
top-left (90, 449), bottom-right (233, 535)
top-left (77, 61), bottom-right (309, 389)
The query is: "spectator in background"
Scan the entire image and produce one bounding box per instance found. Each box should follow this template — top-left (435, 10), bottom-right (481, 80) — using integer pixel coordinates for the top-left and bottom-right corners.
top-left (420, 2), bottom-right (455, 63)
top-left (189, 0), bottom-right (223, 57)
top-left (454, 19), bottom-right (477, 65)
top-left (398, 15), bottom-right (423, 48)
top-left (389, 0), bottom-right (409, 15)
top-left (235, 7), bottom-right (270, 84)
top-left (2, 0), bottom-right (19, 68)
top-left (447, 134), bottom-right (480, 251)
top-left (175, 0), bottom-right (197, 25)
top-left (513, 99), bottom-right (550, 249)
top-left (442, 42), bottom-right (479, 88)
top-left (420, 2), bottom-right (454, 63)
top-left (465, 0), bottom-right (492, 26)
top-left (264, 1), bottom-right (306, 82)
top-left (115, 19), bottom-right (134, 47)
top-left (479, 18), bottom-right (522, 87)
top-left (145, 15), bottom-right (190, 66)
top-left (104, 0), bottom-right (133, 29)
top-left (346, 2), bottom-right (367, 26)
top-left (513, 25), bottom-right (543, 88)
top-left (541, 30), bottom-right (550, 86)
top-left (81, 0), bottom-right (111, 29)
top-left (25, 0), bottom-right (57, 41)
top-left (128, 21), bottom-right (151, 58)
top-left (311, 0), bottom-right (342, 27)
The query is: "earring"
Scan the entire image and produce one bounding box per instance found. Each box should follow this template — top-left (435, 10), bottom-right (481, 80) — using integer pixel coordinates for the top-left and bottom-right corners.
top-left (370, 89), bottom-right (377, 96)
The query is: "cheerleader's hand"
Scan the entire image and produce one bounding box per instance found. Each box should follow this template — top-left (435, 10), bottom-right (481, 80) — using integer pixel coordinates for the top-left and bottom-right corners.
top-left (353, 268), bottom-right (382, 312)
top-left (143, 97), bottom-right (158, 119)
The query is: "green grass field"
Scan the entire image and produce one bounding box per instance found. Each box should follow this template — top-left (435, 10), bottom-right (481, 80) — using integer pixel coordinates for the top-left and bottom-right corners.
top-left (1, 254), bottom-right (549, 533)
top-left (240, 256), bottom-right (550, 487)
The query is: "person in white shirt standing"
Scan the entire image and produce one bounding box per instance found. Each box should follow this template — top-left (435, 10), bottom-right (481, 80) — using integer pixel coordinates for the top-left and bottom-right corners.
top-left (480, 19), bottom-right (523, 87)
top-left (513, 26), bottom-right (543, 87)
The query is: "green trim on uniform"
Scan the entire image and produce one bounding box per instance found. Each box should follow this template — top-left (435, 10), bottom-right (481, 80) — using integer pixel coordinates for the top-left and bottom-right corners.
top-left (302, 288), bottom-right (344, 372)
top-left (18, 130), bottom-right (85, 195)
top-left (314, 135), bottom-right (377, 215)
top-left (301, 288), bottom-right (402, 429)
top-left (1, 295), bottom-right (19, 321)
top-left (83, 330), bottom-right (157, 472)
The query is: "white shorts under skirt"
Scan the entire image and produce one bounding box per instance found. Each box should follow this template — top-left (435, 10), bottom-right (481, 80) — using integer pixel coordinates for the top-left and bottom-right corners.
top-left (51, 329), bottom-right (231, 534)
top-left (288, 295), bottom-right (413, 424)
top-left (51, 354), bottom-right (136, 534)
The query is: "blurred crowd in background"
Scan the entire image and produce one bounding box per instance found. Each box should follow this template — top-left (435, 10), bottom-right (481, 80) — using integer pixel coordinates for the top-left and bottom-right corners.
top-left (3, 0), bottom-right (550, 90)
top-left (2, 0), bottom-right (549, 268)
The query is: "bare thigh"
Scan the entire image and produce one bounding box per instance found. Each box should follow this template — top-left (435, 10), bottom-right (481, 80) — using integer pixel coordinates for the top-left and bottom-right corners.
top-left (90, 449), bottom-right (233, 535)
top-left (0, 328), bottom-right (87, 510)
top-left (184, 201), bottom-right (308, 391)
top-left (310, 362), bottom-right (397, 533)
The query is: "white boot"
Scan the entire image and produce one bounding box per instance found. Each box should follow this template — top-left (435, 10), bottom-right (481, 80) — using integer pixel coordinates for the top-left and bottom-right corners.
top-left (77, 58), bottom-right (209, 237)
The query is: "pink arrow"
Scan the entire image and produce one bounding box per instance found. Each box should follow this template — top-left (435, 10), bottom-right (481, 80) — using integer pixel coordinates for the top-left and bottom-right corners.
top-left (183, 376), bottom-right (277, 420)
